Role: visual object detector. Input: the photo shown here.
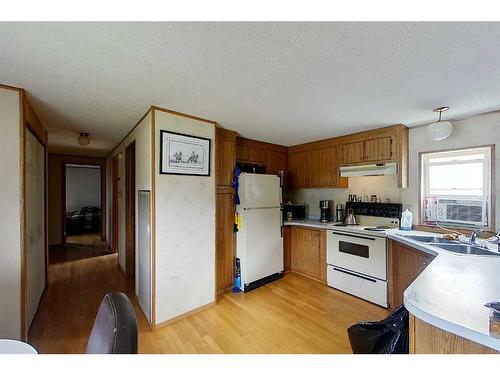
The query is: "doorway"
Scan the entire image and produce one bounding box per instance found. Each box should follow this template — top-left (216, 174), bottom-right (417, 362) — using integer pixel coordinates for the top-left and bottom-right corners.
top-left (125, 142), bottom-right (136, 286)
top-left (112, 156), bottom-right (119, 253)
top-left (63, 163), bottom-right (104, 248)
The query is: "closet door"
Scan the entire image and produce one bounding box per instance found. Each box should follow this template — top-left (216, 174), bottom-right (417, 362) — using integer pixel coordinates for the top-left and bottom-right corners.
top-left (26, 130), bottom-right (45, 327)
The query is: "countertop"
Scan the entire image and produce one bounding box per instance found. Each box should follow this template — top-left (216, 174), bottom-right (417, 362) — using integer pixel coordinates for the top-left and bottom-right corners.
top-left (387, 230), bottom-right (500, 351)
top-left (285, 220), bottom-right (500, 350)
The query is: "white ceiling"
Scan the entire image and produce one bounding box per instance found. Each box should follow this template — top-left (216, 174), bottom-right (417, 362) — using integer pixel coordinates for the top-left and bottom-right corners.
top-left (1, 22), bottom-right (500, 157)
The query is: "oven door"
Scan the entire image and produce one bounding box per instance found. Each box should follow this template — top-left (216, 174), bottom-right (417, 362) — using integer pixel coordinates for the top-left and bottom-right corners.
top-left (327, 230), bottom-right (387, 280)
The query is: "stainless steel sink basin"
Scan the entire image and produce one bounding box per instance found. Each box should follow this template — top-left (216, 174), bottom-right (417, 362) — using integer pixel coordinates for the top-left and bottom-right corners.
top-left (402, 235), bottom-right (455, 244)
top-left (435, 243), bottom-right (500, 256)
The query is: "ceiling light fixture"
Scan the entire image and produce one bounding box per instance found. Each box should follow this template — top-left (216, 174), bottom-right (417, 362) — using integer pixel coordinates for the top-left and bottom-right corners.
top-left (77, 132), bottom-right (91, 146)
top-left (427, 107), bottom-right (453, 141)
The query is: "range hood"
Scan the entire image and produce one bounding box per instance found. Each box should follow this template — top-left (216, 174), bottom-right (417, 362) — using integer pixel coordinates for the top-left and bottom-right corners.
top-left (340, 162), bottom-right (397, 177)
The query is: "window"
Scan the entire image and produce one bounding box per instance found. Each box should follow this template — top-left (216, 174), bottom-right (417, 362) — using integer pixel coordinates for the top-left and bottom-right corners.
top-left (420, 146), bottom-right (493, 227)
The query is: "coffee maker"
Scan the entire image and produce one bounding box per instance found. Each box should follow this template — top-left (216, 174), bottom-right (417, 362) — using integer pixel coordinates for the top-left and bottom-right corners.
top-left (319, 200), bottom-right (333, 222)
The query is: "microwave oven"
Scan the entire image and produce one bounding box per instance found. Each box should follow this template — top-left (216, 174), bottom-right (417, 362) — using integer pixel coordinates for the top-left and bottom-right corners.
top-left (282, 203), bottom-right (306, 221)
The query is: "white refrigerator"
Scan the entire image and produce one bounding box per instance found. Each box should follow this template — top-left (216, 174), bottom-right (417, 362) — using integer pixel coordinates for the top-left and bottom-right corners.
top-left (236, 173), bottom-right (283, 292)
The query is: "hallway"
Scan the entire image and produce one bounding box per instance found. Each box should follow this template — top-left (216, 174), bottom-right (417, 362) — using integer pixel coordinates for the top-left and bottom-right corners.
top-left (28, 246), bottom-right (387, 354)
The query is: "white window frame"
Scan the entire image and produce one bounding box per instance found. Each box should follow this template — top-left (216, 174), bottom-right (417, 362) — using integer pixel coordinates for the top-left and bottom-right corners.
top-left (420, 145), bottom-right (493, 228)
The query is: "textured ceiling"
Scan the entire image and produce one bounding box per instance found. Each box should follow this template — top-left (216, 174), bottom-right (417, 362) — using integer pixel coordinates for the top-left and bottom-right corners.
top-left (1, 22), bottom-right (500, 156)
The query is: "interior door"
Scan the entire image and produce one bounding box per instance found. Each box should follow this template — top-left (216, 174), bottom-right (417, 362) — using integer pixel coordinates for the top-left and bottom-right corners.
top-left (125, 142), bottom-right (136, 286)
top-left (112, 156), bottom-right (119, 253)
top-left (25, 130), bottom-right (45, 327)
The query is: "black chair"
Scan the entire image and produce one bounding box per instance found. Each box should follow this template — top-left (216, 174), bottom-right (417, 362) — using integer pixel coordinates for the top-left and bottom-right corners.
top-left (347, 304), bottom-right (409, 354)
top-left (86, 292), bottom-right (138, 354)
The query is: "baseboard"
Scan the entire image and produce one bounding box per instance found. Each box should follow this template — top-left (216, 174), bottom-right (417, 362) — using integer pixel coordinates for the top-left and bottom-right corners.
top-left (154, 301), bottom-right (215, 330)
top-left (289, 270), bottom-right (327, 285)
top-left (217, 285), bottom-right (233, 295)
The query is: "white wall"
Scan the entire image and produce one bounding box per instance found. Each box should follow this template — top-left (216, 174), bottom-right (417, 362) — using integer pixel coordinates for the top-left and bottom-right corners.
top-left (66, 166), bottom-right (101, 212)
top-left (401, 111), bottom-right (500, 229)
top-left (154, 109), bottom-right (216, 324)
top-left (107, 111), bottom-right (152, 295)
top-left (0, 87), bottom-right (22, 339)
top-left (287, 111), bottom-right (500, 231)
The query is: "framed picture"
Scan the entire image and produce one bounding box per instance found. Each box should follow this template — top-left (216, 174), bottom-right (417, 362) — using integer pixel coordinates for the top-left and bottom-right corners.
top-left (159, 130), bottom-right (211, 176)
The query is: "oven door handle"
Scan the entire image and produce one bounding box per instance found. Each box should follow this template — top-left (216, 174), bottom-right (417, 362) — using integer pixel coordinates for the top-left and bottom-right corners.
top-left (332, 267), bottom-right (377, 283)
top-left (330, 231), bottom-right (376, 241)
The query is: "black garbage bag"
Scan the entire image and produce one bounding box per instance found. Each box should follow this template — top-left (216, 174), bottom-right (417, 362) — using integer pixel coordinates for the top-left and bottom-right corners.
top-left (347, 304), bottom-right (409, 354)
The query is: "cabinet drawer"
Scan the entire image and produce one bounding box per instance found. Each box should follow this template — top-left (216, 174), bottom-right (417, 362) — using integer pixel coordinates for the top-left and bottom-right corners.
top-left (327, 265), bottom-right (388, 307)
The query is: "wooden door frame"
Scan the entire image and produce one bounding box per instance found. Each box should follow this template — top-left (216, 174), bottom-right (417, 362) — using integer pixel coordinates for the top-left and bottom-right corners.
top-left (111, 156), bottom-right (119, 253)
top-left (62, 162), bottom-right (105, 244)
top-left (125, 141), bottom-right (136, 285)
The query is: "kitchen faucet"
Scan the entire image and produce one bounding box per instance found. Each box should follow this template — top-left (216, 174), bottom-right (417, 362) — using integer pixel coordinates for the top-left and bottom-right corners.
top-left (469, 229), bottom-right (480, 245)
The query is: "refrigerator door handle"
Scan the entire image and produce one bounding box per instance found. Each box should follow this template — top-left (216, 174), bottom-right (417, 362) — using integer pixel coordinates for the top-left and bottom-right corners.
top-left (280, 207), bottom-right (284, 238)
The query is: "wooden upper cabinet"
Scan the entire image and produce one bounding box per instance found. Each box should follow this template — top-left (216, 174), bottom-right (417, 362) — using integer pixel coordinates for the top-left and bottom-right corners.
top-left (267, 150), bottom-right (287, 175)
top-left (235, 145), bottom-right (249, 161)
top-left (247, 146), bottom-right (268, 164)
top-left (288, 151), bottom-right (311, 188)
top-left (216, 127), bottom-right (236, 187)
top-left (341, 141), bottom-right (364, 165)
top-left (364, 136), bottom-right (393, 162)
top-left (310, 147), bottom-right (337, 187)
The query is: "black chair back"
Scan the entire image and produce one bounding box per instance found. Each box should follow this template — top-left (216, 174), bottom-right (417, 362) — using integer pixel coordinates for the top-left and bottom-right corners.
top-left (86, 292), bottom-right (138, 354)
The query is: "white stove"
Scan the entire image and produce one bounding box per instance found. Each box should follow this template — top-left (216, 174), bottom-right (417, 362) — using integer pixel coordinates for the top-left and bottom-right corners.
top-left (326, 202), bottom-right (402, 307)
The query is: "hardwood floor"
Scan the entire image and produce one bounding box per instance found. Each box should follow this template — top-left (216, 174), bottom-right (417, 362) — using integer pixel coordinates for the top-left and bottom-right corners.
top-left (65, 232), bottom-right (108, 248)
top-left (29, 251), bottom-right (388, 354)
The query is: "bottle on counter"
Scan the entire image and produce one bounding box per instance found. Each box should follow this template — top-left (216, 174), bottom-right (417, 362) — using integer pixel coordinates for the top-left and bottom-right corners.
top-left (400, 209), bottom-right (413, 231)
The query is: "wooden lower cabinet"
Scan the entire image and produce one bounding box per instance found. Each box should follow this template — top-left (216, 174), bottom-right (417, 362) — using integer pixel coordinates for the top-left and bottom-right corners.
top-left (216, 191), bottom-right (235, 293)
top-left (289, 226), bottom-right (326, 283)
top-left (410, 315), bottom-right (498, 354)
top-left (387, 240), bottom-right (435, 309)
top-left (283, 226), bottom-right (291, 272)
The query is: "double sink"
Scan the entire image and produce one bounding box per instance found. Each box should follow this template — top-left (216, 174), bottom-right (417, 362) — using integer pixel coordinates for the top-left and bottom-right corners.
top-left (402, 235), bottom-right (500, 256)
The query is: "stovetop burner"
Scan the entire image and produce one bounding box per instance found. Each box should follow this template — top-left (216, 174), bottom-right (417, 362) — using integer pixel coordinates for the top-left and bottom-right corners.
top-left (363, 226), bottom-right (391, 232)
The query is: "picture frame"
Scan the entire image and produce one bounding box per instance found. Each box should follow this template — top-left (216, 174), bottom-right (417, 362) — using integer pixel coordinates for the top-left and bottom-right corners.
top-left (159, 130), bottom-right (211, 176)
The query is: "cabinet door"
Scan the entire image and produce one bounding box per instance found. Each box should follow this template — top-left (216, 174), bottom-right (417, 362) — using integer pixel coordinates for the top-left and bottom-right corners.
top-left (248, 146), bottom-right (268, 164)
top-left (310, 146), bottom-right (337, 187)
top-left (283, 226), bottom-right (291, 272)
top-left (288, 151), bottom-right (311, 188)
top-left (341, 142), bottom-right (364, 165)
top-left (236, 145), bottom-right (249, 161)
top-left (216, 129), bottom-right (236, 186)
top-left (290, 227), bottom-right (326, 282)
top-left (268, 150), bottom-right (287, 185)
top-left (267, 150), bottom-right (287, 175)
top-left (388, 240), bottom-right (434, 309)
top-left (364, 137), bottom-right (393, 162)
top-left (216, 192), bottom-right (235, 292)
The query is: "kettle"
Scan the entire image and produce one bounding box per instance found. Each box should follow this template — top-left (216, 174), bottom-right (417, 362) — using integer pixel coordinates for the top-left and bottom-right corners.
top-left (345, 208), bottom-right (357, 225)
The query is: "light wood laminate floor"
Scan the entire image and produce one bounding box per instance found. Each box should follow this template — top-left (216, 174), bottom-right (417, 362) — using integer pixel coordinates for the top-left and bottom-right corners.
top-left (29, 251), bottom-right (387, 354)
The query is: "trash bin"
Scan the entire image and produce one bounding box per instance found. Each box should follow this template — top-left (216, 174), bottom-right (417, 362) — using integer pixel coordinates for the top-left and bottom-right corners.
top-left (347, 304), bottom-right (409, 354)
